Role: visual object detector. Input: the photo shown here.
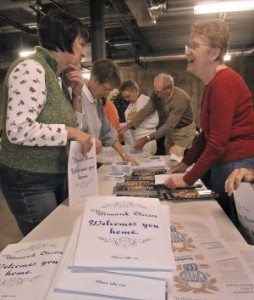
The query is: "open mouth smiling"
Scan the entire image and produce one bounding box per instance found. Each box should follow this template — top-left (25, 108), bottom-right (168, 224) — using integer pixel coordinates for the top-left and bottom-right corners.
top-left (187, 57), bottom-right (195, 63)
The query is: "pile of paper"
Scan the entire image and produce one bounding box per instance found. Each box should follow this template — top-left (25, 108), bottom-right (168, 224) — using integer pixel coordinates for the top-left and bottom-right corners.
top-left (2, 197), bottom-right (254, 300)
top-left (47, 196), bottom-right (176, 300)
top-left (0, 236), bottom-right (68, 300)
top-left (168, 214), bottom-right (254, 300)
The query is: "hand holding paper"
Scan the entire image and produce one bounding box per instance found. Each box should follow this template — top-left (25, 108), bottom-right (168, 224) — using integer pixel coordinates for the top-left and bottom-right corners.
top-left (225, 168), bottom-right (254, 196)
top-left (68, 139), bottom-right (98, 206)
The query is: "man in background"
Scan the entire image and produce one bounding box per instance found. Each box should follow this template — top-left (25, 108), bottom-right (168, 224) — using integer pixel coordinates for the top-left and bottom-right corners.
top-left (119, 73), bottom-right (196, 155)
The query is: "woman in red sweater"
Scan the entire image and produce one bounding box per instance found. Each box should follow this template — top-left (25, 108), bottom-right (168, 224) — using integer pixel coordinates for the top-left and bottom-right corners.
top-left (165, 19), bottom-right (254, 223)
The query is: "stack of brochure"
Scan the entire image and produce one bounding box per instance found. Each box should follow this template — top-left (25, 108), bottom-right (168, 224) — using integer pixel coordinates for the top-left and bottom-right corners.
top-left (113, 168), bottom-right (167, 199)
top-left (2, 195), bottom-right (254, 300)
top-left (47, 196), bottom-right (176, 300)
top-left (0, 236), bottom-right (68, 300)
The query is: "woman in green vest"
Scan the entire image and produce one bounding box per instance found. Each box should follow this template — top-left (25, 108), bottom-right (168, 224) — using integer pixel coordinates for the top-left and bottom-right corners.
top-left (0, 10), bottom-right (101, 235)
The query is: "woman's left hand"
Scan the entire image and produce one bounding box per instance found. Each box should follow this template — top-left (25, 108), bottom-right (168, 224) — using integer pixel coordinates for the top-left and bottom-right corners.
top-left (133, 137), bottom-right (147, 151)
top-left (65, 64), bottom-right (85, 97)
top-left (164, 176), bottom-right (188, 189)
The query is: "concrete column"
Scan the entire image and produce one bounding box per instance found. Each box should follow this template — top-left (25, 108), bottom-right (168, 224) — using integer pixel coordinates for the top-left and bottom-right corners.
top-left (90, 0), bottom-right (106, 61)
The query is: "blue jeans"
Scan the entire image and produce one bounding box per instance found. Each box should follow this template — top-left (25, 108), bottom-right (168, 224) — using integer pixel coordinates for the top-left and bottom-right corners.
top-left (0, 164), bottom-right (68, 236)
top-left (211, 156), bottom-right (254, 229)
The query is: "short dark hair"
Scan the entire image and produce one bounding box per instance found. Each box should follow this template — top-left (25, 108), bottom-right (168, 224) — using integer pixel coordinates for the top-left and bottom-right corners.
top-left (38, 9), bottom-right (89, 53)
top-left (91, 59), bottom-right (122, 88)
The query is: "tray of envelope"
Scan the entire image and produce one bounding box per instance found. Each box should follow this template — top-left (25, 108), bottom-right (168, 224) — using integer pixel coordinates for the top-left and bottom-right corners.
top-left (115, 181), bottom-right (155, 187)
top-left (162, 188), bottom-right (218, 200)
top-left (126, 168), bottom-right (167, 183)
top-left (125, 175), bottom-right (156, 182)
top-left (131, 168), bottom-right (167, 176)
top-left (113, 184), bottom-right (160, 197)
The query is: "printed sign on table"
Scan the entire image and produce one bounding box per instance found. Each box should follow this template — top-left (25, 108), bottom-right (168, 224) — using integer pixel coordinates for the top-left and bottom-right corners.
top-left (0, 237), bottom-right (67, 300)
top-left (68, 140), bottom-right (98, 206)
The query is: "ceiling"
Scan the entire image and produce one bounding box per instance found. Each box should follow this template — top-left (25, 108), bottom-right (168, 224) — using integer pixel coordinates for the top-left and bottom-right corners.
top-left (0, 0), bottom-right (254, 70)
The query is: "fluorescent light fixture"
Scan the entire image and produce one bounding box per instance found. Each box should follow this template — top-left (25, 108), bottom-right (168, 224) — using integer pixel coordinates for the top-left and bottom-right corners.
top-left (224, 53), bottom-right (231, 61)
top-left (81, 68), bottom-right (90, 80)
top-left (194, 1), bottom-right (254, 14)
top-left (19, 50), bottom-right (35, 57)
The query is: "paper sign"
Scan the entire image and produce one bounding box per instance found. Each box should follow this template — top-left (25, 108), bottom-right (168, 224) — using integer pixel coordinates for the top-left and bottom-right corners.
top-left (68, 139), bottom-right (98, 206)
top-left (72, 196), bottom-right (175, 273)
top-left (0, 237), bottom-right (67, 300)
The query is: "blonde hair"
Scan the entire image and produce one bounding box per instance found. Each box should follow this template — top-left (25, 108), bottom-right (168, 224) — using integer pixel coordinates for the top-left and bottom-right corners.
top-left (192, 19), bottom-right (230, 62)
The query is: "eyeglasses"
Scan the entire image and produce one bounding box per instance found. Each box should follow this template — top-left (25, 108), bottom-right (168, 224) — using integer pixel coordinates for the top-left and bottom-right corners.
top-left (154, 89), bottom-right (165, 95)
top-left (154, 87), bottom-right (171, 96)
top-left (185, 41), bottom-right (211, 52)
top-left (122, 93), bottom-right (131, 100)
top-left (101, 83), bottom-right (114, 93)
top-left (121, 90), bottom-right (135, 100)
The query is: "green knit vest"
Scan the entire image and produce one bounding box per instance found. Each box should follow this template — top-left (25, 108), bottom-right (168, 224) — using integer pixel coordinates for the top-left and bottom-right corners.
top-left (0, 47), bottom-right (76, 174)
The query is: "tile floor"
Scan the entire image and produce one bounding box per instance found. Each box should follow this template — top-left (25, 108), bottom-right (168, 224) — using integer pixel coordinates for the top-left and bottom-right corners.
top-left (0, 189), bottom-right (23, 252)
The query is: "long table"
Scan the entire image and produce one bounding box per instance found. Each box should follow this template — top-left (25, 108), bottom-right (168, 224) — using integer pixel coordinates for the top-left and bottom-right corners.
top-left (22, 164), bottom-right (247, 251)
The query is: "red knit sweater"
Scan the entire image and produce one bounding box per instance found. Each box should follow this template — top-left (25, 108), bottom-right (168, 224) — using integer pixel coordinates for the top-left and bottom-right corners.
top-left (183, 68), bottom-right (254, 185)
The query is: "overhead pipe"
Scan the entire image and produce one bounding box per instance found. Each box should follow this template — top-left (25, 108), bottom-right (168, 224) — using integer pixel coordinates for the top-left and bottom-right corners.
top-left (47, 0), bottom-right (64, 11)
top-left (109, 0), bottom-right (152, 55)
top-left (112, 48), bottom-right (254, 65)
top-left (81, 47), bottom-right (254, 69)
top-left (139, 48), bottom-right (254, 62)
top-left (28, 0), bottom-right (45, 16)
top-left (0, 14), bottom-right (37, 35)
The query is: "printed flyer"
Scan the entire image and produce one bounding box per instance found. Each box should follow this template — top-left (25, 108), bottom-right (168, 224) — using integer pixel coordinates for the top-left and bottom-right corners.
top-left (68, 139), bottom-right (98, 206)
top-left (0, 237), bottom-right (67, 300)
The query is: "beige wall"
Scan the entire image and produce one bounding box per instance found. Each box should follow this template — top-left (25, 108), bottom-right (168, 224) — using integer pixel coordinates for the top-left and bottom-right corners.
top-left (119, 55), bottom-right (254, 128)
top-left (0, 55), bottom-right (253, 131)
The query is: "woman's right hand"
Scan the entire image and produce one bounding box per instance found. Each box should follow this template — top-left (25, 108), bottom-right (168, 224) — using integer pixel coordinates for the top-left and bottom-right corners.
top-left (167, 161), bottom-right (188, 174)
top-left (95, 139), bottom-right (102, 154)
top-left (66, 127), bottom-right (101, 156)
